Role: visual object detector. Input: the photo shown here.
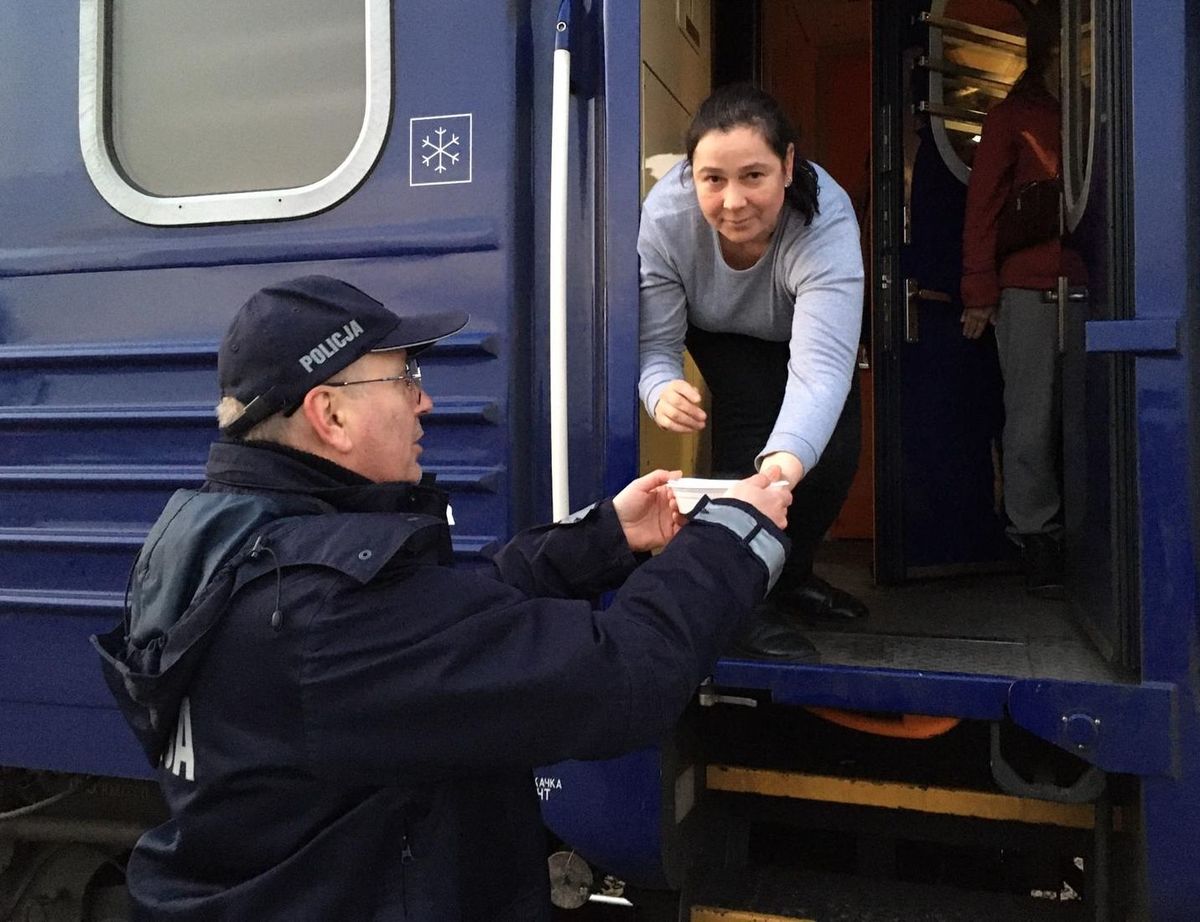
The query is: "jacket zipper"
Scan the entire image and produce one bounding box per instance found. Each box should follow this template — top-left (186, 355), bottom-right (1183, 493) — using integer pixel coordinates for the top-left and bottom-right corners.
top-left (400, 820), bottom-right (414, 916)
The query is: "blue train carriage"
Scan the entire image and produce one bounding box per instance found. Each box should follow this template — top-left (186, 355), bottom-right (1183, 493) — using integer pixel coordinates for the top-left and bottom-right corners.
top-left (542, 1), bottom-right (1200, 919)
top-left (0, 1), bottom-right (592, 916)
top-left (0, 1), bottom-right (1196, 920)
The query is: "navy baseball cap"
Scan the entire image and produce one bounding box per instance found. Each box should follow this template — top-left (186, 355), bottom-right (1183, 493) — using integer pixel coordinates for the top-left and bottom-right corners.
top-left (218, 275), bottom-right (468, 438)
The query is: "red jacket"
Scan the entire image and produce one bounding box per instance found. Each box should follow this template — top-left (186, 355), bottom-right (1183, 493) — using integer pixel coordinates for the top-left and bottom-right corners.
top-left (961, 83), bottom-right (1087, 310)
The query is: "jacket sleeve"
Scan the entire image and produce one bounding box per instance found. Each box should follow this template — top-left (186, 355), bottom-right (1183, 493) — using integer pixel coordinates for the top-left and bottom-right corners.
top-left (961, 101), bottom-right (1016, 309)
top-left (298, 499), bottom-right (788, 783)
top-left (484, 499), bottom-right (640, 600)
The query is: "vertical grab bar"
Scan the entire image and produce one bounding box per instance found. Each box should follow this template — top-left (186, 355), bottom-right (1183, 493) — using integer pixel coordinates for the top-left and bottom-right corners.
top-left (549, 1), bottom-right (572, 520)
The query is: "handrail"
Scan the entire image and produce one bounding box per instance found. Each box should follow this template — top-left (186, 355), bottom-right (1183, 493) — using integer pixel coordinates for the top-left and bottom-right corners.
top-left (549, 0), bottom-right (571, 520)
top-left (918, 55), bottom-right (1016, 93)
top-left (918, 12), bottom-right (1025, 51)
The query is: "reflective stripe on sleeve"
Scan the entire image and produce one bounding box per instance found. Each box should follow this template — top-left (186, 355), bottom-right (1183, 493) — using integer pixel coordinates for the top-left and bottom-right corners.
top-left (692, 501), bottom-right (786, 591)
top-left (557, 501), bottom-right (598, 524)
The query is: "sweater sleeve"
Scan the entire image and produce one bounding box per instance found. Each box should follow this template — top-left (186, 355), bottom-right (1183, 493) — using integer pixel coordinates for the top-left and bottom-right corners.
top-left (757, 189), bottom-right (864, 474)
top-left (638, 211), bottom-right (689, 418)
top-left (961, 102), bottom-right (1016, 309)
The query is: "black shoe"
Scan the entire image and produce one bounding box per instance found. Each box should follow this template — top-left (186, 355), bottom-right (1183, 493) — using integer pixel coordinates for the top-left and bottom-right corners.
top-left (728, 609), bottom-right (821, 662)
top-left (1022, 533), bottom-right (1064, 599)
top-left (772, 575), bottom-right (869, 622)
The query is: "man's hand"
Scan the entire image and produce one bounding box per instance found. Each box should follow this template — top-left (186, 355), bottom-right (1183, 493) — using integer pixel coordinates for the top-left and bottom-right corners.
top-left (653, 380), bottom-right (706, 433)
top-left (724, 465), bottom-right (792, 531)
top-left (961, 304), bottom-right (997, 339)
top-left (758, 451), bottom-right (803, 488)
top-left (613, 469), bottom-right (684, 552)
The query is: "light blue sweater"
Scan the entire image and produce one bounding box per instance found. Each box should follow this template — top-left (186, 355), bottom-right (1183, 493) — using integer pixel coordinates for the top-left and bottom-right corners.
top-left (638, 159), bottom-right (864, 473)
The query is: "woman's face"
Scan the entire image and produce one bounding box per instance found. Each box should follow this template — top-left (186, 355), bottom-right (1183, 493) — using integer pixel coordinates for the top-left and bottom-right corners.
top-left (691, 125), bottom-right (794, 253)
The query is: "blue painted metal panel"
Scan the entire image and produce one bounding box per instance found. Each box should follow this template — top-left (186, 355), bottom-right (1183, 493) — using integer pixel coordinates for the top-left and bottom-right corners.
top-left (1085, 318), bottom-right (1180, 355)
top-left (1127, 1), bottom-right (1200, 918)
top-left (532, 0), bottom-right (667, 889)
top-left (0, 703), bottom-right (148, 779)
top-left (0, 0), bottom-right (528, 779)
top-left (0, 220), bottom-right (500, 278)
top-left (1007, 679), bottom-right (1177, 777)
top-left (713, 660), bottom-right (1012, 720)
top-left (538, 748), bottom-right (668, 890)
top-left (599, 0), bottom-right (642, 500)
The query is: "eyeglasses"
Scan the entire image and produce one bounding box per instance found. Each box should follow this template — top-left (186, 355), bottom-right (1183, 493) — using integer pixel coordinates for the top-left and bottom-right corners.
top-left (326, 357), bottom-right (423, 394)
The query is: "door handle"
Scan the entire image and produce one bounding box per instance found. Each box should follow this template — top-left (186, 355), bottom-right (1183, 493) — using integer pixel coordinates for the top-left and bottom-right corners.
top-left (1048, 277), bottom-right (1090, 353)
top-left (1041, 285), bottom-right (1179, 356)
top-left (904, 279), bottom-right (919, 343)
top-left (1057, 276), bottom-right (1068, 354)
top-left (903, 280), bottom-right (952, 344)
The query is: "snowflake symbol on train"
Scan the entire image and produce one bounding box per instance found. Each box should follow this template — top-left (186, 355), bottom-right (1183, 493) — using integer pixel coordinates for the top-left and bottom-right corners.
top-left (421, 128), bottom-right (461, 173)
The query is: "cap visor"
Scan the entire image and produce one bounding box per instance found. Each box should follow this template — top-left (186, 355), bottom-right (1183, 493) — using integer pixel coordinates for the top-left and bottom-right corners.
top-left (371, 310), bottom-right (470, 355)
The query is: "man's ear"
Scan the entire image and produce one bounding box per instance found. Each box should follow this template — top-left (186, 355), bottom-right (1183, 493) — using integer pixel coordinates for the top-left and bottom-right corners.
top-left (298, 387), bottom-right (354, 455)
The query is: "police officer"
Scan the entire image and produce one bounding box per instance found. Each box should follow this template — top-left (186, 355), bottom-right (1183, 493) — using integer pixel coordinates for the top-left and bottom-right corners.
top-left (95, 275), bottom-right (791, 921)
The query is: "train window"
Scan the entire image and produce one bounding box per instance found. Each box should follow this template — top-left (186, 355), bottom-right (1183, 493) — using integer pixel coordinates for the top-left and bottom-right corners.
top-left (1061, 0), bottom-right (1095, 231)
top-left (924, 0), bottom-right (1027, 185)
top-left (79, 0), bottom-right (391, 225)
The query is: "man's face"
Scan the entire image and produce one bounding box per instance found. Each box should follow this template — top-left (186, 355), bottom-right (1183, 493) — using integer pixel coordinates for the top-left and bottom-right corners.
top-left (328, 349), bottom-right (432, 483)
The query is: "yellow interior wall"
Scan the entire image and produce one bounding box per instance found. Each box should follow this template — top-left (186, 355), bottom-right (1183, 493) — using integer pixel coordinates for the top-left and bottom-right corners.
top-left (638, 0), bottom-right (712, 477)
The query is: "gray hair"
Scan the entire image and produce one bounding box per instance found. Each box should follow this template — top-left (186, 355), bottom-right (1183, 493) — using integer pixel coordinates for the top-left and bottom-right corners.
top-left (215, 396), bottom-right (294, 443)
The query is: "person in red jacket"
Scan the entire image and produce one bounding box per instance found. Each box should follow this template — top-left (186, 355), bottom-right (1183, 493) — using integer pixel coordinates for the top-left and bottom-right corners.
top-left (960, 0), bottom-right (1086, 596)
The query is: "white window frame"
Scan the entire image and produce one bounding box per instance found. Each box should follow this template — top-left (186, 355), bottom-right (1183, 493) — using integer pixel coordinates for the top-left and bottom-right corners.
top-left (78, 0), bottom-right (392, 226)
top-left (927, 0), bottom-right (993, 186)
top-left (1060, 0), bottom-right (1096, 233)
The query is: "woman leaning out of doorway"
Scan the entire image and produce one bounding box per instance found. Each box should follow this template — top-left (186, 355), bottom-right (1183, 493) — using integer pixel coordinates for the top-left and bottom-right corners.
top-left (638, 83), bottom-right (866, 662)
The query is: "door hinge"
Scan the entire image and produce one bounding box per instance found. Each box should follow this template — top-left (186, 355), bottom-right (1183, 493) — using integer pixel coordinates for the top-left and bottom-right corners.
top-left (1007, 679), bottom-right (1178, 777)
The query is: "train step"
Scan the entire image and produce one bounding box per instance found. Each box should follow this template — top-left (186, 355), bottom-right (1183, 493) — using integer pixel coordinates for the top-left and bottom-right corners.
top-left (685, 866), bottom-right (1087, 922)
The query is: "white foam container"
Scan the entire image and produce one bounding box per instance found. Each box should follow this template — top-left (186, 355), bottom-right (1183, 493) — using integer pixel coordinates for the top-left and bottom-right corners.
top-left (667, 477), bottom-right (787, 514)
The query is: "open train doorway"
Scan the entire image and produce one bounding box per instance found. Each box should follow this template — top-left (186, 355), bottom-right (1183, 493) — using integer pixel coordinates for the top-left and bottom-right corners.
top-left (696, 0), bottom-right (1134, 682)
top-left (866, 0), bottom-right (1135, 680)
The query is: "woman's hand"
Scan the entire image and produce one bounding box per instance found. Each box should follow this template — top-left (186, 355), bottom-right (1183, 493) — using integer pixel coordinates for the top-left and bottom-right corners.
top-left (961, 305), bottom-right (997, 339)
top-left (758, 451), bottom-right (804, 488)
top-left (653, 380), bottom-right (707, 433)
top-left (725, 465), bottom-right (792, 531)
top-left (613, 468), bottom-right (684, 552)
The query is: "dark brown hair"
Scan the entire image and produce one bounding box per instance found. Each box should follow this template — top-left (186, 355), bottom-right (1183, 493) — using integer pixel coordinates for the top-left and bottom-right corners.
top-left (683, 83), bottom-right (819, 226)
top-left (1013, 0), bottom-right (1061, 95)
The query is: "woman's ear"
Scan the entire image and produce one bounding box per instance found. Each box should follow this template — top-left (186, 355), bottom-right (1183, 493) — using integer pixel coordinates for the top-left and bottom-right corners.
top-left (784, 143), bottom-right (796, 184)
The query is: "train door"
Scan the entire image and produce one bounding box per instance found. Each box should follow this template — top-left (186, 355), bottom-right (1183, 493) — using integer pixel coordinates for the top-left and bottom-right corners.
top-left (873, 0), bottom-right (1133, 671)
top-left (1057, 0), bottom-right (1137, 669)
top-left (872, 0), bottom-right (1020, 583)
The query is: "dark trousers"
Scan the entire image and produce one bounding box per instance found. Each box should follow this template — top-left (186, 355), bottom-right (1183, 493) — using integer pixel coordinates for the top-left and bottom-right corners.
top-left (686, 325), bottom-right (862, 594)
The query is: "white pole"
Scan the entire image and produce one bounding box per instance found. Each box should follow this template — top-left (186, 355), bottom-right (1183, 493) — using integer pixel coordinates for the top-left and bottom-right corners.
top-left (549, 30), bottom-right (571, 520)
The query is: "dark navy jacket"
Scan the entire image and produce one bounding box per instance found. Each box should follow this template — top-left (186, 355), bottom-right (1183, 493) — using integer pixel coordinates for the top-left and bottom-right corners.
top-left (94, 440), bottom-right (787, 920)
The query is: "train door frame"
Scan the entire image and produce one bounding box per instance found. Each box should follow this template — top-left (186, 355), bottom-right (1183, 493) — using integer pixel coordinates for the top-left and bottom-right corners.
top-left (870, 0), bottom-right (1138, 675)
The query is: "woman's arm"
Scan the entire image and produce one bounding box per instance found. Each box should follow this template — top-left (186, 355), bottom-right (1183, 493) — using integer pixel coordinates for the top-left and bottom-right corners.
top-left (757, 182), bottom-right (864, 477)
top-left (638, 215), bottom-right (692, 419)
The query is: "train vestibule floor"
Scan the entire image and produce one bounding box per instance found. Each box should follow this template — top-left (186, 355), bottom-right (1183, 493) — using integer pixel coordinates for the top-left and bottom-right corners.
top-left (801, 540), bottom-right (1122, 684)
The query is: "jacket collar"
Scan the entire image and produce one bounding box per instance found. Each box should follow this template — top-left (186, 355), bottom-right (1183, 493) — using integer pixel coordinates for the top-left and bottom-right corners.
top-left (204, 439), bottom-right (448, 518)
